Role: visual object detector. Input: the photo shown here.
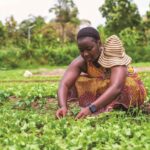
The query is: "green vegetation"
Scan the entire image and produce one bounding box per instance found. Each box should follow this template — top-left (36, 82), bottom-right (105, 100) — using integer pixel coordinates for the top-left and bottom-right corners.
top-left (0, 44), bottom-right (78, 69)
top-left (0, 69), bottom-right (150, 149)
top-left (0, 0), bottom-right (150, 68)
top-left (132, 62), bottom-right (150, 67)
top-left (99, 0), bottom-right (141, 34)
top-left (0, 0), bottom-right (150, 148)
top-left (0, 104), bottom-right (150, 150)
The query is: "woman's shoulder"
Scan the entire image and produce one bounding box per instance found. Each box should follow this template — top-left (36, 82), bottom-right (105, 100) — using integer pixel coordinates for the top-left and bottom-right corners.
top-left (70, 56), bottom-right (87, 72)
top-left (70, 56), bottom-right (85, 65)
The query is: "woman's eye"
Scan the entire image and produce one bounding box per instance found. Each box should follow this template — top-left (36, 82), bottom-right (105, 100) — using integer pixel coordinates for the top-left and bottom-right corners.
top-left (79, 49), bottom-right (84, 52)
top-left (79, 47), bottom-right (92, 52)
top-left (86, 47), bottom-right (93, 51)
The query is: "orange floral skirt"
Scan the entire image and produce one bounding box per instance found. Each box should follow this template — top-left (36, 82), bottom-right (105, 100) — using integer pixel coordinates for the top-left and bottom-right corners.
top-left (68, 73), bottom-right (147, 114)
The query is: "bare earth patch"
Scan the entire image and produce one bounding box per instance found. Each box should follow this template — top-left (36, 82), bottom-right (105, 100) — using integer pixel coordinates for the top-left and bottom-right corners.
top-left (34, 66), bottom-right (150, 77)
top-left (34, 69), bottom-right (65, 77)
top-left (135, 67), bottom-right (150, 72)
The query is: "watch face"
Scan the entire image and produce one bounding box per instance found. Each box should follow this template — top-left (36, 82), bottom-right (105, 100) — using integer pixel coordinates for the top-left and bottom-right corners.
top-left (89, 105), bottom-right (97, 113)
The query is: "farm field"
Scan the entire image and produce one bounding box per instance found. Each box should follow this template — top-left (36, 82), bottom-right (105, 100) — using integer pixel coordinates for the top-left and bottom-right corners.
top-left (0, 67), bottom-right (150, 150)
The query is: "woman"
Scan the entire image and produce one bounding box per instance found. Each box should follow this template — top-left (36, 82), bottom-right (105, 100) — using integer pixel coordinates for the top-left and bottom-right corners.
top-left (56, 27), bottom-right (147, 119)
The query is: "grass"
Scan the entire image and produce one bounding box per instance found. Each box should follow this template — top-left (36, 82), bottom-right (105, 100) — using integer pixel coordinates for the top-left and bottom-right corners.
top-left (0, 67), bottom-right (150, 149)
top-left (0, 68), bottom-right (62, 81)
top-left (132, 62), bottom-right (150, 67)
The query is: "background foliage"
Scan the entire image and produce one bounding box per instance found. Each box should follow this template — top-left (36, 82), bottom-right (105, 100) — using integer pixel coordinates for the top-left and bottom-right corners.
top-left (0, 0), bottom-right (150, 68)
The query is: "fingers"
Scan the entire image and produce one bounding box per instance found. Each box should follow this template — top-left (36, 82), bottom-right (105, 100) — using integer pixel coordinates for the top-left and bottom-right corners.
top-left (80, 115), bottom-right (86, 119)
top-left (75, 112), bottom-right (81, 120)
top-left (56, 108), bottom-right (67, 119)
top-left (62, 110), bottom-right (65, 117)
top-left (75, 112), bottom-right (85, 120)
top-left (56, 110), bottom-right (62, 119)
top-left (56, 108), bottom-right (89, 120)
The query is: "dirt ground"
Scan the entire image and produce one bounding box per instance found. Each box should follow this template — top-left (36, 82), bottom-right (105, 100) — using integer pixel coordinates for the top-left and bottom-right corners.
top-left (35, 66), bottom-right (150, 77)
top-left (35, 68), bottom-right (66, 76)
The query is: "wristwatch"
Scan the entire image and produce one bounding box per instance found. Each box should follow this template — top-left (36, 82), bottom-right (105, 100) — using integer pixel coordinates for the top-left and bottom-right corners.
top-left (89, 104), bottom-right (97, 113)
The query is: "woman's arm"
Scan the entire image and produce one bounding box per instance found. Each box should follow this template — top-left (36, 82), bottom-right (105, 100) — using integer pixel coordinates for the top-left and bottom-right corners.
top-left (93, 65), bottom-right (127, 109)
top-left (75, 65), bottom-right (127, 119)
top-left (56, 56), bottom-right (86, 118)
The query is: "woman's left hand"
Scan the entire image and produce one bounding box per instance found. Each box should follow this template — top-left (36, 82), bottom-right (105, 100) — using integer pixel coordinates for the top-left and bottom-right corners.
top-left (75, 107), bottom-right (92, 120)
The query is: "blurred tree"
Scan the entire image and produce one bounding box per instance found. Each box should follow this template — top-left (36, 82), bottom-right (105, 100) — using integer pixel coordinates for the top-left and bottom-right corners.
top-left (18, 16), bottom-right (46, 48)
top-left (32, 16), bottom-right (46, 28)
top-left (19, 16), bottom-right (45, 39)
top-left (99, 0), bottom-right (141, 35)
top-left (49, 0), bottom-right (80, 42)
top-left (119, 27), bottom-right (140, 47)
top-left (19, 21), bottom-right (31, 36)
top-left (97, 25), bottom-right (107, 44)
top-left (141, 5), bottom-right (150, 45)
top-left (5, 16), bottom-right (19, 46)
top-left (18, 18), bottom-right (34, 48)
top-left (28, 16), bottom-right (46, 47)
top-left (0, 21), bottom-right (6, 47)
top-left (32, 22), bottom-right (59, 48)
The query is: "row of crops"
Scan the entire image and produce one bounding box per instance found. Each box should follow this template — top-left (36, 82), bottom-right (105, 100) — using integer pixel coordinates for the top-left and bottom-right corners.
top-left (0, 70), bottom-right (150, 150)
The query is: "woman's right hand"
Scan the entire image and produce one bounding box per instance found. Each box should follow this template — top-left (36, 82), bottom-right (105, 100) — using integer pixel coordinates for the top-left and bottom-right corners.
top-left (56, 107), bottom-right (68, 119)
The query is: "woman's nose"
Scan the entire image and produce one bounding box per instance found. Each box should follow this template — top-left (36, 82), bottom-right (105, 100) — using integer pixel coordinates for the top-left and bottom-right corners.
top-left (83, 50), bottom-right (89, 57)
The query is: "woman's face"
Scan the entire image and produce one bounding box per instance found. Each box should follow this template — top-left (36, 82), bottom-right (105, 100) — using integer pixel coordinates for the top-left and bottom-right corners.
top-left (77, 37), bottom-right (101, 62)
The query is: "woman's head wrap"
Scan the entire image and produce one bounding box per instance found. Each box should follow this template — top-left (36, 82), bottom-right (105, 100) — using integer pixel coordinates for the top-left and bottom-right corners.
top-left (77, 27), bottom-right (100, 40)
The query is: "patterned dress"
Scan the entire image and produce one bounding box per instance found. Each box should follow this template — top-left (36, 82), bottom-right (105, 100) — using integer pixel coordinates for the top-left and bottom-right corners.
top-left (69, 62), bottom-right (147, 113)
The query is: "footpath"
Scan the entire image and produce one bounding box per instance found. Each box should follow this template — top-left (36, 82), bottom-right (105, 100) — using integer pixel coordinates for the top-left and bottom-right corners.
top-left (38, 67), bottom-right (150, 77)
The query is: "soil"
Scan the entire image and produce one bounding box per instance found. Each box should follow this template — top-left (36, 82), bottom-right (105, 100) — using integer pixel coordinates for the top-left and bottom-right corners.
top-left (34, 69), bottom-right (65, 77)
top-left (34, 66), bottom-right (150, 77)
